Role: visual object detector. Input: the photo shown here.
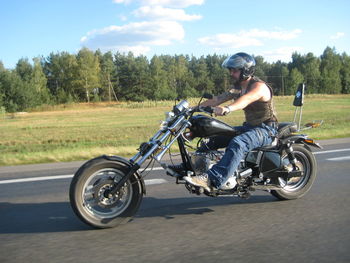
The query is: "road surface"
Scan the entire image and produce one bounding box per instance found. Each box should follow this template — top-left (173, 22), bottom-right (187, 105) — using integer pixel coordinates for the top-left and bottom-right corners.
top-left (0, 138), bottom-right (349, 263)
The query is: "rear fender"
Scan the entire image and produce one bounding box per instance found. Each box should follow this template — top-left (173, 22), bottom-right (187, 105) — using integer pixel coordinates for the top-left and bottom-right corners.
top-left (281, 135), bottom-right (322, 149)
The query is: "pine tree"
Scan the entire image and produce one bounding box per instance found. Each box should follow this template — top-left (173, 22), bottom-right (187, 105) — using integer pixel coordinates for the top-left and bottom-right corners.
top-left (320, 47), bottom-right (342, 94)
top-left (340, 52), bottom-right (350, 94)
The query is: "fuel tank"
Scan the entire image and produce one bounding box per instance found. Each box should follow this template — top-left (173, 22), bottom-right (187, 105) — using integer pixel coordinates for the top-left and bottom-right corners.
top-left (189, 115), bottom-right (238, 138)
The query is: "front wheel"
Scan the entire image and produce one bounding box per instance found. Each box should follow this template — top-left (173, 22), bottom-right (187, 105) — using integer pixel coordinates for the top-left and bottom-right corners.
top-left (271, 144), bottom-right (317, 200)
top-left (69, 156), bottom-right (144, 228)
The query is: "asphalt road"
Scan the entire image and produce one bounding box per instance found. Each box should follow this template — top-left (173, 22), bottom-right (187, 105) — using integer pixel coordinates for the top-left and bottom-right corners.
top-left (0, 138), bottom-right (350, 263)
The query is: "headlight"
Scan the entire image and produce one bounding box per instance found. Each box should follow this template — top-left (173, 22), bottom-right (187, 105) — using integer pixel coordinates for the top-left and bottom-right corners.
top-left (159, 112), bottom-right (175, 130)
top-left (173, 100), bottom-right (189, 114)
top-left (165, 111), bottom-right (175, 122)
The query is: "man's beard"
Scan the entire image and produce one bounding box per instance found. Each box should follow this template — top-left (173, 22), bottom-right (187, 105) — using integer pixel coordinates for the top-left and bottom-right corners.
top-left (232, 77), bottom-right (241, 85)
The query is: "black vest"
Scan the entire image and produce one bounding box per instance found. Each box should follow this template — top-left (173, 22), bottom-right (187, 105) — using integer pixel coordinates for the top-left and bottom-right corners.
top-left (236, 77), bottom-right (278, 126)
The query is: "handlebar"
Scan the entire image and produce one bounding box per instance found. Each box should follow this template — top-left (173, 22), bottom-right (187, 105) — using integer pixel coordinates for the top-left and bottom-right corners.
top-left (190, 106), bottom-right (214, 114)
top-left (201, 106), bottom-right (214, 114)
top-left (190, 106), bottom-right (229, 116)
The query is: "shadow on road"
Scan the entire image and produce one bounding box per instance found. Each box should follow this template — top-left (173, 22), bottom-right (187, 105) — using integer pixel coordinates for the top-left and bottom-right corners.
top-left (137, 194), bottom-right (277, 219)
top-left (0, 201), bottom-right (91, 234)
top-left (0, 195), bottom-right (277, 234)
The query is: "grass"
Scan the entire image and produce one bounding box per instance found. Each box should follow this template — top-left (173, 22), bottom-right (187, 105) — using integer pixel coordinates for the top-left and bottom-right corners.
top-left (0, 95), bottom-right (349, 166)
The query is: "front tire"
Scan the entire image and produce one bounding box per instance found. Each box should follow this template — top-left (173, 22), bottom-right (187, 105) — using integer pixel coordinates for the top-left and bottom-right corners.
top-left (69, 157), bottom-right (144, 228)
top-left (271, 144), bottom-right (317, 200)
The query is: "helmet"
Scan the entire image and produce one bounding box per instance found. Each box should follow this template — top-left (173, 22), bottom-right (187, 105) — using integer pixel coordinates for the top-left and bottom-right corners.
top-left (222, 52), bottom-right (256, 80)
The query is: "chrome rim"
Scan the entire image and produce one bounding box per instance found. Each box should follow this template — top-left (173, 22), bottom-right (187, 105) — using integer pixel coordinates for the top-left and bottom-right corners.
top-left (280, 151), bottom-right (311, 192)
top-left (81, 168), bottom-right (132, 219)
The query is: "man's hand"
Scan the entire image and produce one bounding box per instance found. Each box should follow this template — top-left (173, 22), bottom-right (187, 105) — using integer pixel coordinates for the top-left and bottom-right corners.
top-left (213, 106), bottom-right (230, 116)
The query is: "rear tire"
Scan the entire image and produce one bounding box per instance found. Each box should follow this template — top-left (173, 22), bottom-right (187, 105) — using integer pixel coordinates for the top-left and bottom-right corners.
top-left (271, 144), bottom-right (317, 200)
top-left (69, 157), bottom-right (144, 228)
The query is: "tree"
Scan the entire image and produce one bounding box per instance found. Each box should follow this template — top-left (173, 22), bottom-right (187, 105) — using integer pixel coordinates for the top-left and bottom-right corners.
top-left (299, 53), bottom-right (321, 94)
top-left (31, 57), bottom-right (50, 104)
top-left (0, 61), bottom-right (5, 72)
top-left (76, 48), bottom-right (101, 102)
top-left (286, 68), bottom-right (304, 95)
top-left (114, 52), bottom-right (146, 101)
top-left (267, 61), bottom-right (289, 95)
top-left (150, 56), bottom-right (174, 100)
top-left (15, 58), bottom-right (44, 109)
top-left (340, 52), bottom-right (350, 94)
top-left (205, 54), bottom-right (228, 94)
top-left (320, 47), bottom-right (342, 94)
top-left (135, 55), bottom-right (152, 100)
top-left (98, 51), bottom-right (118, 101)
top-left (0, 61), bottom-right (6, 107)
top-left (44, 52), bottom-right (79, 103)
top-left (254, 55), bottom-right (271, 82)
top-left (0, 70), bottom-right (32, 112)
top-left (0, 66), bottom-right (6, 108)
top-left (175, 55), bottom-right (196, 98)
top-left (15, 58), bottom-right (33, 82)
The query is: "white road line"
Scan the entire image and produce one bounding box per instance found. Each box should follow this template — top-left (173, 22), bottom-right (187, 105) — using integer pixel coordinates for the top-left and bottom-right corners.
top-left (0, 167), bottom-right (166, 185)
top-left (314, 148), bottom-right (350, 155)
top-left (326, 156), bottom-right (350, 162)
top-left (0, 175), bottom-right (73, 184)
top-left (144, 179), bottom-right (168, 185)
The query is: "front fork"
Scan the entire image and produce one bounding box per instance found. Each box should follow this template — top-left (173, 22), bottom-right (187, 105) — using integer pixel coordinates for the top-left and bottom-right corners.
top-left (109, 119), bottom-right (192, 195)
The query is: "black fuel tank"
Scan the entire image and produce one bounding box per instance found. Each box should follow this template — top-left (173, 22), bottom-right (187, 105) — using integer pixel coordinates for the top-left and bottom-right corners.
top-left (189, 115), bottom-right (238, 138)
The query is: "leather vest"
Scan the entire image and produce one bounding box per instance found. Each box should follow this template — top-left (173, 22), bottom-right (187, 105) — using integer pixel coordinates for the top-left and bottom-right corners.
top-left (234, 77), bottom-right (278, 126)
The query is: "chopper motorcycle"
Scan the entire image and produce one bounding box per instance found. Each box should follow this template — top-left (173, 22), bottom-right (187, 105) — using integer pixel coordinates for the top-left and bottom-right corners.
top-left (69, 94), bottom-right (321, 228)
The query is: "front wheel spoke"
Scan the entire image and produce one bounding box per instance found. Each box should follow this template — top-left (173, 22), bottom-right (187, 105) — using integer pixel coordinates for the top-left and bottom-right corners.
top-left (84, 198), bottom-right (98, 208)
top-left (83, 189), bottom-right (95, 201)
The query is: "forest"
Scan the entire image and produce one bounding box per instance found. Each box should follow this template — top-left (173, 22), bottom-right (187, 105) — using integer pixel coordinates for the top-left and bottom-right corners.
top-left (0, 46), bottom-right (349, 112)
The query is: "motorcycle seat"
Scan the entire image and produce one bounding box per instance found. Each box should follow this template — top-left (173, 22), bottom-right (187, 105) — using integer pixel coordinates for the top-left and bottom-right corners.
top-left (277, 122), bottom-right (298, 138)
top-left (255, 122), bottom-right (298, 151)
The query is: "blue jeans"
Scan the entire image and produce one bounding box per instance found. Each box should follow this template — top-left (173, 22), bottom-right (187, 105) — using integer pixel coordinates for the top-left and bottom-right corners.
top-left (201, 122), bottom-right (277, 188)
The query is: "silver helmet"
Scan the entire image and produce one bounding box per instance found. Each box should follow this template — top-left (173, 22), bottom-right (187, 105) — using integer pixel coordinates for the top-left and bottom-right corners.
top-left (222, 52), bottom-right (256, 80)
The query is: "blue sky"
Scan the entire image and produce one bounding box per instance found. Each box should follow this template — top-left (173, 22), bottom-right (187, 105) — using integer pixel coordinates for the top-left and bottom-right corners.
top-left (1, 0), bottom-right (349, 69)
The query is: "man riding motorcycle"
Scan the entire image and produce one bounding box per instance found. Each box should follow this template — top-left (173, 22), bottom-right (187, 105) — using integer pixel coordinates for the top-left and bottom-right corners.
top-left (171, 52), bottom-right (278, 191)
top-left (70, 52), bottom-right (320, 228)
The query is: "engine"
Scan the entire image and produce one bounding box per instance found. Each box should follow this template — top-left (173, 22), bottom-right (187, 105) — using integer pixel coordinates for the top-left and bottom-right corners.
top-left (190, 150), bottom-right (224, 174)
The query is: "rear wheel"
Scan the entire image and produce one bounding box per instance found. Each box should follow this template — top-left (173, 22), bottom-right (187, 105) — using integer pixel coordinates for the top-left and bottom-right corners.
top-left (271, 144), bottom-right (317, 200)
top-left (69, 157), bottom-right (144, 228)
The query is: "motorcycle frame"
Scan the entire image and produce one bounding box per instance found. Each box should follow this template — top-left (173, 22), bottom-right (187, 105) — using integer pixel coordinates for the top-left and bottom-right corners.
top-left (108, 103), bottom-right (322, 196)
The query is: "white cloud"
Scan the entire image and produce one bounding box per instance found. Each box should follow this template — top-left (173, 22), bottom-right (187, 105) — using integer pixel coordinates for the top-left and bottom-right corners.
top-left (119, 14), bottom-right (128, 21)
top-left (199, 33), bottom-right (263, 49)
top-left (114, 0), bottom-right (204, 8)
top-left (140, 0), bottom-right (204, 8)
top-left (86, 0), bottom-right (204, 55)
top-left (242, 29), bottom-right (302, 40)
top-left (113, 0), bottom-right (133, 4)
top-left (133, 5), bottom-right (202, 21)
top-left (198, 29), bottom-right (302, 49)
top-left (262, 46), bottom-right (304, 62)
top-left (114, 45), bottom-right (151, 56)
top-left (81, 21), bottom-right (184, 54)
top-left (330, 32), bottom-right (345, 39)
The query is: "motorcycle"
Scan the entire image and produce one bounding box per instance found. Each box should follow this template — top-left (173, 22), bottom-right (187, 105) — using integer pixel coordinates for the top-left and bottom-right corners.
top-left (69, 94), bottom-right (322, 228)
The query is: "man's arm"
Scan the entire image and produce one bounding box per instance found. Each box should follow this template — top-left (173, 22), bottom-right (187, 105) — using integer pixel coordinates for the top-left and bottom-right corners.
top-left (214, 82), bottom-right (270, 115)
top-left (200, 90), bottom-right (239, 107)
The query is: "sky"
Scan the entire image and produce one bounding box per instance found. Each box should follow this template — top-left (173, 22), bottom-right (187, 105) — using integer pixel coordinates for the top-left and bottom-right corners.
top-left (1, 0), bottom-right (349, 69)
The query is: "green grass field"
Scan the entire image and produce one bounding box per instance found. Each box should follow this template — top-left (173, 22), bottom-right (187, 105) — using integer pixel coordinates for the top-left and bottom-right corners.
top-left (1, 94), bottom-right (349, 166)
